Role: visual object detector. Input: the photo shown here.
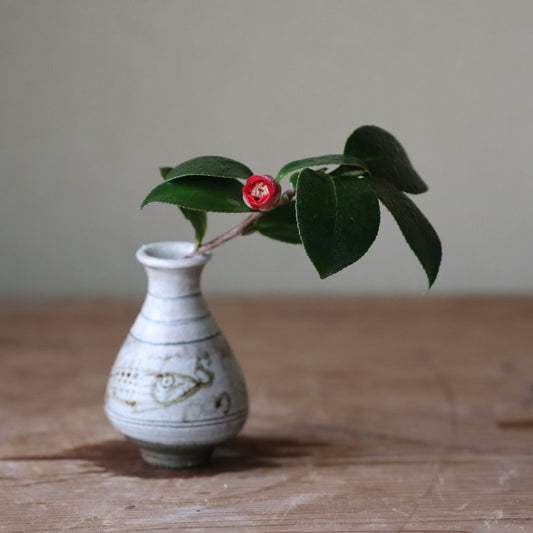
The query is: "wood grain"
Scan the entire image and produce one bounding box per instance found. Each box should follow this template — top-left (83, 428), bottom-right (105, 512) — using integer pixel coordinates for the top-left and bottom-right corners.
top-left (1, 297), bottom-right (533, 532)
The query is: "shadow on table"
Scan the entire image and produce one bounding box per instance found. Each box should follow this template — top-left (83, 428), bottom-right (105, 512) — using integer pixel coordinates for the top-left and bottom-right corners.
top-left (2, 435), bottom-right (327, 479)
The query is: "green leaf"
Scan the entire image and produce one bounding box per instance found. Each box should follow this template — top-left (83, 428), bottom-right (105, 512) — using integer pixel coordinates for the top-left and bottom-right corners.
top-left (179, 208), bottom-right (207, 248)
top-left (141, 176), bottom-right (251, 213)
top-left (164, 156), bottom-right (253, 182)
top-left (158, 166), bottom-right (207, 246)
top-left (289, 172), bottom-right (301, 189)
top-left (344, 125), bottom-right (428, 194)
top-left (254, 201), bottom-right (301, 244)
top-left (366, 175), bottom-right (441, 289)
top-left (277, 154), bottom-right (368, 181)
top-left (159, 167), bottom-right (173, 179)
top-left (296, 168), bottom-right (380, 278)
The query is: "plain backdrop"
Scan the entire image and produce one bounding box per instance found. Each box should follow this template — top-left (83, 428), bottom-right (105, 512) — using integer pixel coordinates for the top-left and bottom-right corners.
top-left (1, 0), bottom-right (532, 297)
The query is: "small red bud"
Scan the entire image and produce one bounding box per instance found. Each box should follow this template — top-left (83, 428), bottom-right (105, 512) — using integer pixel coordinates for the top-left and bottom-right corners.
top-left (242, 174), bottom-right (282, 211)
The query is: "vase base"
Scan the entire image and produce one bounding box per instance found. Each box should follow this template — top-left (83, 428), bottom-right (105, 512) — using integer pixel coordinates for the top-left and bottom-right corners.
top-left (133, 441), bottom-right (214, 468)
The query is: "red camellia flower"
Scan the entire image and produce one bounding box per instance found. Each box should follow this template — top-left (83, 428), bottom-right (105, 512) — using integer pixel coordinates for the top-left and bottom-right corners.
top-left (242, 174), bottom-right (282, 211)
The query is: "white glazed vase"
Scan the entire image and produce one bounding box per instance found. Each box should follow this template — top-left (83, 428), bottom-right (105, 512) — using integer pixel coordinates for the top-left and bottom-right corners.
top-left (104, 241), bottom-right (248, 468)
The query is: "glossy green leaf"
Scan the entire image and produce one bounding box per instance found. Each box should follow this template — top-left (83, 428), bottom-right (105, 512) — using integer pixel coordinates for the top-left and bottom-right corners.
top-left (164, 156), bottom-right (253, 182)
top-left (141, 176), bottom-right (251, 213)
top-left (181, 208), bottom-right (207, 248)
top-left (277, 154), bottom-right (368, 181)
top-left (159, 166), bottom-right (173, 179)
top-left (296, 168), bottom-right (380, 278)
top-left (254, 201), bottom-right (301, 244)
top-left (289, 171), bottom-right (304, 189)
top-left (366, 175), bottom-right (441, 289)
top-left (329, 166), bottom-right (367, 179)
top-left (157, 167), bottom-right (207, 245)
top-left (344, 126), bottom-right (428, 194)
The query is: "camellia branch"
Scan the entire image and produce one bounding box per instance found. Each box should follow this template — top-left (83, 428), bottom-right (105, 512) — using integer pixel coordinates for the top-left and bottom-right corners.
top-left (185, 189), bottom-right (295, 258)
top-left (142, 126), bottom-right (441, 287)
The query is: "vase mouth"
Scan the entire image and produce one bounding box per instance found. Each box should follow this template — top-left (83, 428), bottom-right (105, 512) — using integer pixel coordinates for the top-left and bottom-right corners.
top-left (136, 241), bottom-right (211, 269)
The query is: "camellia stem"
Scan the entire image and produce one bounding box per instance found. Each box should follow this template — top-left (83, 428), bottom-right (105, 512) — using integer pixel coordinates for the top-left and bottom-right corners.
top-left (185, 189), bottom-right (295, 258)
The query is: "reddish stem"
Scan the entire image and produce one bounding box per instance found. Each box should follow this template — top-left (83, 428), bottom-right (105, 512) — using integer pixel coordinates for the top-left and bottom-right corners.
top-left (185, 189), bottom-right (295, 258)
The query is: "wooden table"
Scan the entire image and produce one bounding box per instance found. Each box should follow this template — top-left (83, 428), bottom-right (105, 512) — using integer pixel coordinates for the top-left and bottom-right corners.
top-left (1, 298), bottom-right (533, 532)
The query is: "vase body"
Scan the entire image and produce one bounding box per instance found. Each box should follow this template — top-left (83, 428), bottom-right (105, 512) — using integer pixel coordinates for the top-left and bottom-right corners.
top-left (104, 241), bottom-right (248, 467)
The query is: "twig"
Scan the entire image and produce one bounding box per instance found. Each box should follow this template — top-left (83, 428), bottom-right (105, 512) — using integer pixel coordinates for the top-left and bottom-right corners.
top-left (185, 189), bottom-right (295, 257)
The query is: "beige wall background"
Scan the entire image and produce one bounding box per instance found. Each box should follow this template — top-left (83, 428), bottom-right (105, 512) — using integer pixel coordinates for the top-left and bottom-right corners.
top-left (1, 0), bottom-right (532, 297)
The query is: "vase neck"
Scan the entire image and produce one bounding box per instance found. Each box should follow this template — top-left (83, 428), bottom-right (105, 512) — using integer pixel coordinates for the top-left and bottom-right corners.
top-left (135, 241), bottom-right (210, 299)
top-left (143, 263), bottom-right (205, 299)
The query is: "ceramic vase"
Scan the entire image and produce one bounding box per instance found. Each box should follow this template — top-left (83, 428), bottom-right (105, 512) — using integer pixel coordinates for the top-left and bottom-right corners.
top-left (104, 241), bottom-right (248, 468)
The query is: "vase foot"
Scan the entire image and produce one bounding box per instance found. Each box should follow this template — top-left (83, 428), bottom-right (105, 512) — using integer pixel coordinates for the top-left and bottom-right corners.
top-left (133, 441), bottom-right (214, 468)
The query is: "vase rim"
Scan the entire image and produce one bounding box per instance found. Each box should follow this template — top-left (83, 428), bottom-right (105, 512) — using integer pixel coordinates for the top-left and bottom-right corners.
top-left (136, 241), bottom-right (211, 269)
